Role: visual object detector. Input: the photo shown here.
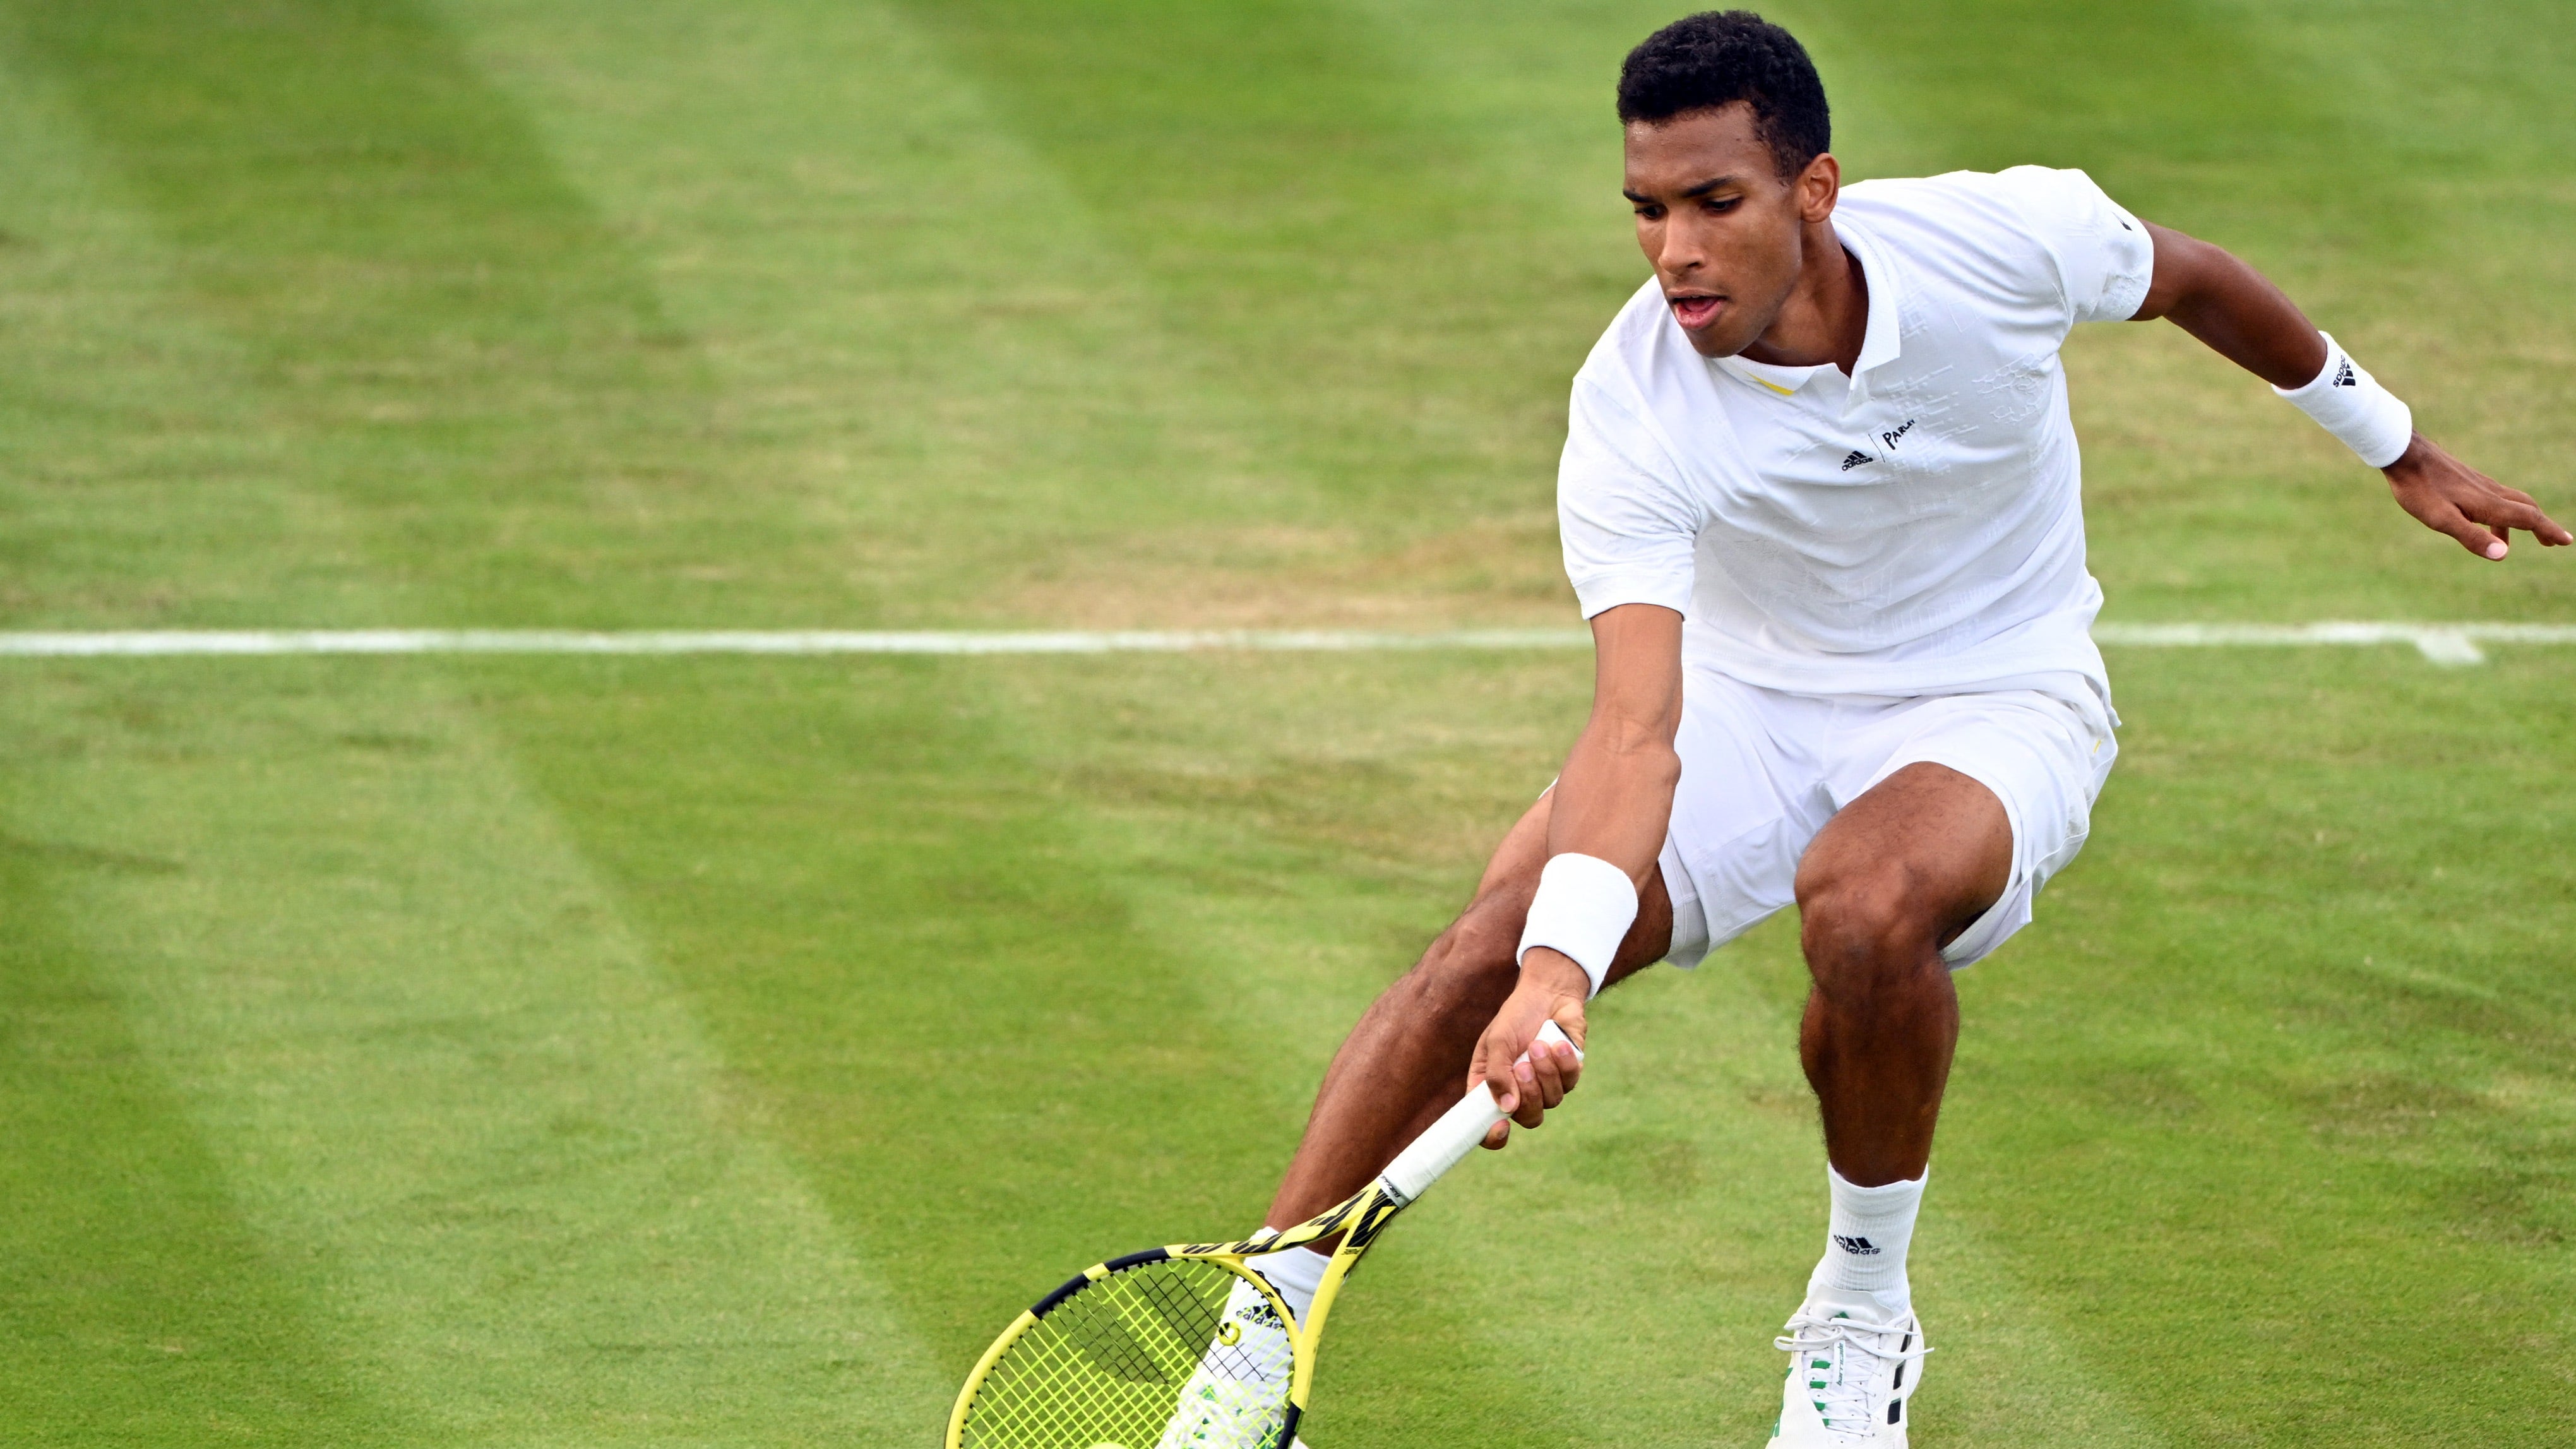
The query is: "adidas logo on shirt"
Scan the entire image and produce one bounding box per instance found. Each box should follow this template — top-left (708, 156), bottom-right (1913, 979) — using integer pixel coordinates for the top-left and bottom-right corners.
top-left (1833, 1234), bottom-right (1882, 1256)
top-left (2332, 359), bottom-right (2357, 386)
top-left (1842, 420), bottom-right (1916, 472)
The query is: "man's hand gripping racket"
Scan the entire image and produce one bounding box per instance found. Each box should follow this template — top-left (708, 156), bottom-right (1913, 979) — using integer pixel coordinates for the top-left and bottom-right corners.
top-left (946, 1020), bottom-right (1583, 1449)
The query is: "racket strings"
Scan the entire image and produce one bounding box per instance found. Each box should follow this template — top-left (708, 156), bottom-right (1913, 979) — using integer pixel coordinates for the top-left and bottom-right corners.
top-left (960, 1259), bottom-right (1292, 1449)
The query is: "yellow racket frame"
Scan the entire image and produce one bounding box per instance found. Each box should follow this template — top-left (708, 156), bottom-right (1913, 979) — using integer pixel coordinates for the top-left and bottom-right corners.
top-left (946, 1021), bottom-right (1577, 1448)
top-left (942, 1179), bottom-right (1404, 1448)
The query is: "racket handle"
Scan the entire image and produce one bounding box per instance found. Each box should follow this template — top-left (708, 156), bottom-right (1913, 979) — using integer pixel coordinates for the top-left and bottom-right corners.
top-left (1379, 1019), bottom-right (1580, 1205)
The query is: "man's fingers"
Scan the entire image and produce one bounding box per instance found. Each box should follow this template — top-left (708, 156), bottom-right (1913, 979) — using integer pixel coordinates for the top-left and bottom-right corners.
top-left (1470, 1027), bottom-right (1514, 1113)
top-left (1484, 1029), bottom-right (1527, 1132)
top-left (1523, 1046), bottom-right (1566, 1110)
top-left (2437, 506), bottom-right (2509, 559)
top-left (1509, 1036), bottom-right (1592, 1128)
top-left (2490, 497), bottom-right (2575, 547)
top-left (1541, 1037), bottom-right (1583, 1100)
top-left (2468, 491), bottom-right (2570, 547)
top-left (2482, 484), bottom-right (2575, 546)
top-left (1535, 1031), bottom-right (1576, 1088)
top-left (1509, 1061), bottom-right (1547, 1128)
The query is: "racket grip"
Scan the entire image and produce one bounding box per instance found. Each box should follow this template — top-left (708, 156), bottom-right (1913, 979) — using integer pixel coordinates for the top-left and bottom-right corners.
top-left (1379, 1019), bottom-right (1580, 1205)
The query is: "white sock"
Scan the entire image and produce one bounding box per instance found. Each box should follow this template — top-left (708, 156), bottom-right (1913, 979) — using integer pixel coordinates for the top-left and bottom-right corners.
top-left (1247, 1236), bottom-right (1328, 1323)
top-left (1804, 1165), bottom-right (1926, 1325)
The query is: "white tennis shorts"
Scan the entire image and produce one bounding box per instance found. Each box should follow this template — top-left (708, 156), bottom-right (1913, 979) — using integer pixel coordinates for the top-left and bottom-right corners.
top-left (1656, 668), bottom-right (2118, 972)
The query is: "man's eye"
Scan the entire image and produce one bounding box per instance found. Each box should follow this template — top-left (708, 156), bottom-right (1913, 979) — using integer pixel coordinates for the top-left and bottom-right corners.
top-left (1703, 196), bottom-right (1739, 213)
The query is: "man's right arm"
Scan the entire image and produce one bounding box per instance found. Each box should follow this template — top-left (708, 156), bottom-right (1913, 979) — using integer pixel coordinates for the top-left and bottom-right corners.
top-left (1470, 600), bottom-right (1685, 1145)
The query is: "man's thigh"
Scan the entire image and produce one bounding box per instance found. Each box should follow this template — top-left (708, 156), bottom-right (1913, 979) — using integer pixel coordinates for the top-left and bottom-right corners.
top-left (1817, 685), bottom-right (2119, 966)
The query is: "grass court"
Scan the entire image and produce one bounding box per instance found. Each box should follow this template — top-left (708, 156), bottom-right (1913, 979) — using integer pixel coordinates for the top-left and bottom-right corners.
top-left (1, 1), bottom-right (2571, 1444)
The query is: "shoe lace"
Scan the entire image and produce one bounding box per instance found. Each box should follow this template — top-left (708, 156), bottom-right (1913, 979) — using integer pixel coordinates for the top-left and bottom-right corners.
top-left (1774, 1310), bottom-right (1931, 1438)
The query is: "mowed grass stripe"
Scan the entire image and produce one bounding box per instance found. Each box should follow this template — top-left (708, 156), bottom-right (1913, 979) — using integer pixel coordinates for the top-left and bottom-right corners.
top-left (452, 652), bottom-right (1364, 1369)
top-left (0, 32), bottom-right (431, 1442)
top-left (0, 660), bottom-right (949, 1445)
top-left (429, 0), bottom-right (1448, 633)
top-left (1, 0), bottom-right (826, 633)
top-left (0, 843), bottom-right (394, 1443)
top-left (0, 17), bottom-right (381, 632)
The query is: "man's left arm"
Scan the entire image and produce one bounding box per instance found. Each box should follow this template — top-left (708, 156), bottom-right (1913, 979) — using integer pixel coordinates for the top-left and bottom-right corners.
top-left (2129, 222), bottom-right (2571, 560)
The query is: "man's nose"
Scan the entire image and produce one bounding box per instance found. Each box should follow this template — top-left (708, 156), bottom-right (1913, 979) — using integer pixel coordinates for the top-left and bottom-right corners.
top-left (1656, 220), bottom-right (1705, 277)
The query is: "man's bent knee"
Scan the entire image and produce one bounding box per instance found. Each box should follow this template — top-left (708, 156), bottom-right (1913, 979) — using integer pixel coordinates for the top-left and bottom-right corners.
top-left (1796, 870), bottom-right (1949, 1000)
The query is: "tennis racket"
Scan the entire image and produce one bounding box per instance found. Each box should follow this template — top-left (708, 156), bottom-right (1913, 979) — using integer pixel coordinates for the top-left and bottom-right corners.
top-left (945, 1019), bottom-right (1582, 1449)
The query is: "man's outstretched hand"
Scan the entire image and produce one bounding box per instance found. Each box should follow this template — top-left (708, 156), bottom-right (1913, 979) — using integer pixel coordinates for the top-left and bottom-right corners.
top-left (1470, 948), bottom-right (1589, 1150)
top-left (2386, 434), bottom-right (2572, 559)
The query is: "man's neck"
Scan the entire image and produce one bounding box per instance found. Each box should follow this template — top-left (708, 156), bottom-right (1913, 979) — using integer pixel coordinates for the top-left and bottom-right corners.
top-left (1736, 220), bottom-right (1868, 374)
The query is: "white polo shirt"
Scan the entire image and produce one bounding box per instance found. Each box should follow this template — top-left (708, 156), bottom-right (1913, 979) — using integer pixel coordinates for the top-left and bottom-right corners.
top-left (1557, 165), bottom-right (2155, 699)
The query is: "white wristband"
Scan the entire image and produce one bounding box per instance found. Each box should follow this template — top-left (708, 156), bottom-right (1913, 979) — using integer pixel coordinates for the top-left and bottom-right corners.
top-left (1517, 852), bottom-right (1639, 999)
top-left (2275, 331), bottom-right (2413, 470)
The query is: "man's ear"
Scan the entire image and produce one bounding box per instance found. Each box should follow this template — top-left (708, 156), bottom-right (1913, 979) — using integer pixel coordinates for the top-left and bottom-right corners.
top-left (1797, 152), bottom-right (1840, 222)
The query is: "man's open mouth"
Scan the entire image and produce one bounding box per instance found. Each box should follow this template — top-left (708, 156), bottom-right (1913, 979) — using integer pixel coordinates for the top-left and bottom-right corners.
top-left (1669, 294), bottom-right (1724, 330)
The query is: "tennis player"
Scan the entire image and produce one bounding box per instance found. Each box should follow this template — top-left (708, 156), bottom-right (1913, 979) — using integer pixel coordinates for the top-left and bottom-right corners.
top-left (1237, 10), bottom-right (2566, 1446)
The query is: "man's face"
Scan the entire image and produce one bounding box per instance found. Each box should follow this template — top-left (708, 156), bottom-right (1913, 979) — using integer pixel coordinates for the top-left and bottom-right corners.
top-left (1623, 104), bottom-right (1834, 358)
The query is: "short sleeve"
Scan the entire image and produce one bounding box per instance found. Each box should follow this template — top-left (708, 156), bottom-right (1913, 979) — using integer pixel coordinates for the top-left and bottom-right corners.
top-left (1557, 374), bottom-right (1702, 621)
top-left (1991, 165), bottom-right (2156, 325)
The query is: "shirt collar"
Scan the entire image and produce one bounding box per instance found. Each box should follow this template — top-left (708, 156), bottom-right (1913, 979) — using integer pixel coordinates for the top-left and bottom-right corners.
top-left (1714, 352), bottom-right (1830, 397)
top-left (1838, 213), bottom-right (1903, 378)
top-left (1705, 218), bottom-right (1902, 405)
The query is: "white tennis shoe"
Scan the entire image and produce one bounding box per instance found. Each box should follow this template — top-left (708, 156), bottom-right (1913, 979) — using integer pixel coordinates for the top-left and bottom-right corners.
top-left (1154, 1278), bottom-right (1298, 1449)
top-left (1763, 1305), bottom-right (1929, 1446)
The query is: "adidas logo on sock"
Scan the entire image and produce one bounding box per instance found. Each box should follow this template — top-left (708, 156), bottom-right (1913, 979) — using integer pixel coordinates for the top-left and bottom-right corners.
top-left (1840, 450), bottom-right (1873, 471)
top-left (1832, 1234), bottom-right (1881, 1256)
top-left (2332, 359), bottom-right (2357, 386)
top-left (1234, 1301), bottom-right (1284, 1330)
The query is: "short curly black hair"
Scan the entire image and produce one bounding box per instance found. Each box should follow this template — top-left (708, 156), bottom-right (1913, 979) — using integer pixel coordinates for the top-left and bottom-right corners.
top-left (1617, 11), bottom-right (1830, 179)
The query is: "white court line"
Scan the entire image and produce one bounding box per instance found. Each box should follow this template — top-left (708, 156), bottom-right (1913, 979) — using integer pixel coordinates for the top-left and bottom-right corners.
top-left (2089, 621), bottom-right (2576, 665)
top-left (0, 623), bottom-right (2571, 664)
top-left (0, 627), bottom-right (1589, 657)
